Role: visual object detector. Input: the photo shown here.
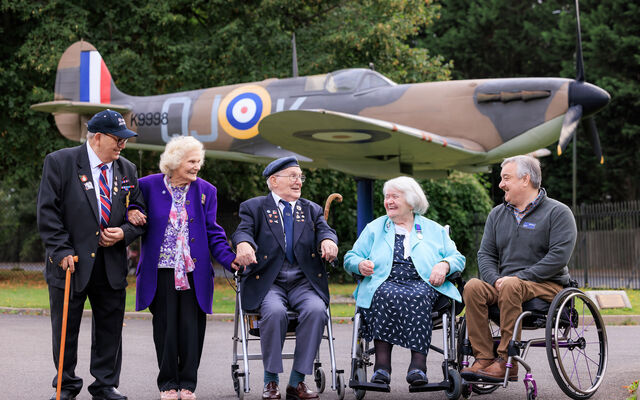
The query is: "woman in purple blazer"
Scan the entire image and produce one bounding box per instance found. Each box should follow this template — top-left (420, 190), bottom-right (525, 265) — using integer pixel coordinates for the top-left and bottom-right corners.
top-left (129, 136), bottom-right (237, 400)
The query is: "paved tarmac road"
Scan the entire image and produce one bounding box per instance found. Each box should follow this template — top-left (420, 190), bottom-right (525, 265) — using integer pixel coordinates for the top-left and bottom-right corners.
top-left (1, 313), bottom-right (637, 399)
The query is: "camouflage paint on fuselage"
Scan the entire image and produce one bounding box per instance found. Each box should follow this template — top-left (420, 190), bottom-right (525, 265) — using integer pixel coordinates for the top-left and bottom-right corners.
top-left (33, 41), bottom-right (609, 178)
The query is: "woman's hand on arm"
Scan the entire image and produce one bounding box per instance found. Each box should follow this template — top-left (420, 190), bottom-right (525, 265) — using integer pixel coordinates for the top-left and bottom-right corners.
top-left (358, 260), bottom-right (375, 276)
top-left (428, 261), bottom-right (450, 287)
top-left (127, 209), bottom-right (147, 226)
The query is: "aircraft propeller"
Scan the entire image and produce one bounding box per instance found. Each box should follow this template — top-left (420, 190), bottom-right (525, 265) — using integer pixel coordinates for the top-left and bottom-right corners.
top-left (557, 0), bottom-right (608, 163)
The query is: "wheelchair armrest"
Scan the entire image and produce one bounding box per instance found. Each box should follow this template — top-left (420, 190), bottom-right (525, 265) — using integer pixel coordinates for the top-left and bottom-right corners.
top-left (447, 271), bottom-right (466, 288)
top-left (448, 271), bottom-right (462, 281)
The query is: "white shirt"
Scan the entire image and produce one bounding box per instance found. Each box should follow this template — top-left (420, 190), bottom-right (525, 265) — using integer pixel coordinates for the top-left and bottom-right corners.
top-left (86, 142), bottom-right (113, 213)
top-left (395, 225), bottom-right (411, 259)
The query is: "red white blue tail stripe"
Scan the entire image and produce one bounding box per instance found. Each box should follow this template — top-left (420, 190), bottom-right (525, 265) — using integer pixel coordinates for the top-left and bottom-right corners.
top-left (80, 51), bottom-right (111, 103)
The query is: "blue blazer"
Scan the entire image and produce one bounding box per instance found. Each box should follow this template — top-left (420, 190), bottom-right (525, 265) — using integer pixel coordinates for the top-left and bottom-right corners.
top-left (344, 215), bottom-right (465, 308)
top-left (232, 194), bottom-right (338, 311)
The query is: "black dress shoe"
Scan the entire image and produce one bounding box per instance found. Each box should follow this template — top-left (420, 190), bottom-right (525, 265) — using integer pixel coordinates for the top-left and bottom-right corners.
top-left (91, 387), bottom-right (127, 400)
top-left (49, 389), bottom-right (77, 400)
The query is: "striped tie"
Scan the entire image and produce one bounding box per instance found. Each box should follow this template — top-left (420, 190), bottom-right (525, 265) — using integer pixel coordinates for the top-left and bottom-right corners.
top-left (98, 163), bottom-right (111, 229)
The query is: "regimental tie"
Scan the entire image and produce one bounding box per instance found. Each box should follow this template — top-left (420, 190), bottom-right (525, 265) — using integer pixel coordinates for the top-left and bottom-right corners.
top-left (98, 163), bottom-right (111, 229)
top-left (280, 200), bottom-right (294, 263)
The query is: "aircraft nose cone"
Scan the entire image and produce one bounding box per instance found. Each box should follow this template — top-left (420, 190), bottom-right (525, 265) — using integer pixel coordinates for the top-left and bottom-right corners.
top-left (569, 81), bottom-right (610, 117)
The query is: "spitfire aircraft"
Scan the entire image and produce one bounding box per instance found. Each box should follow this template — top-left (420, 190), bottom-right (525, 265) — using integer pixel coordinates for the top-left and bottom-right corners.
top-left (32, 39), bottom-right (609, 181)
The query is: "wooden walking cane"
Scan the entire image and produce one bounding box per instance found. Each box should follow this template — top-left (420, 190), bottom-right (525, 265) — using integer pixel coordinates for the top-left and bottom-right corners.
top-left (324, 193), bottom-right (343, 221)
top-left (56, 255), bottom-right (77, 400)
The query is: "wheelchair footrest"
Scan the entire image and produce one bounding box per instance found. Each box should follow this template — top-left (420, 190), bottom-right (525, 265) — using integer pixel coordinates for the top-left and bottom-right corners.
top-left (408, 381), bottom-right (451, 393)
top-left (349, 380), bottom-right (391, 392)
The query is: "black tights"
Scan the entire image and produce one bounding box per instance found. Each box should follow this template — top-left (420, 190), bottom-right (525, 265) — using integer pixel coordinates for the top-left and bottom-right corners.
top-left (373, 340), bottom-right (427, 373)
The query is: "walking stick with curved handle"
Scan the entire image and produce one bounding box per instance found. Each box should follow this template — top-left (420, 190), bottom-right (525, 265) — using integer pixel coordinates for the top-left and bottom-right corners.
top-left (56, 255), bottom-right (77, 400)
top-left (324, 193), bottom-right (343, 221)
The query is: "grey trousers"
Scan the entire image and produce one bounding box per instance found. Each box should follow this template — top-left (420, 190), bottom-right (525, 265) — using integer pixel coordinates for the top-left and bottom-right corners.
top-left (258, 263), bottom-right (327, 375)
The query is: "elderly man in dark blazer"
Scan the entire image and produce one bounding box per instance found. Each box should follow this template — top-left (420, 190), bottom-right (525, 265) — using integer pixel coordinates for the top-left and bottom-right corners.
top-left (37, 109), bottom-right (145, 400)
top-left (233, 156), bottom-right (338, 400)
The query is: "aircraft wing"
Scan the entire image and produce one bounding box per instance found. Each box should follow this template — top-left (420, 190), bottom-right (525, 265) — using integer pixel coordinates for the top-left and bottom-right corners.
top-left (259, 110), bottom-right (486, 179)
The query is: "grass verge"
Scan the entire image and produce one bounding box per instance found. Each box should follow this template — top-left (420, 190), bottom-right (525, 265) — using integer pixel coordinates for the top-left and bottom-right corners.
top-left (2, 270), bottom-right (638, 318)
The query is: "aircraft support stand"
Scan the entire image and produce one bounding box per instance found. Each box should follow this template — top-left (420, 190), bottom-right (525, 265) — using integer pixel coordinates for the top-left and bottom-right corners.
top-left (356, 178), bottom-right (374, 235)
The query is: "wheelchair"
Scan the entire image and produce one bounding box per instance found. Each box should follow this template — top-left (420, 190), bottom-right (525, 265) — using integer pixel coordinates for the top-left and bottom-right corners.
top-left (230, 270), bottom-right (346, 400)
top-left (457, 280), bottom-right (608, 400)
top-left (348, 271), bottom-right (467, 400)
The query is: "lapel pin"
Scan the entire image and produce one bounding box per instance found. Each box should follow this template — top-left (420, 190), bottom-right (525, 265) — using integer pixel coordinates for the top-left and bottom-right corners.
top-left (415, 223), bottom-right (423, 240)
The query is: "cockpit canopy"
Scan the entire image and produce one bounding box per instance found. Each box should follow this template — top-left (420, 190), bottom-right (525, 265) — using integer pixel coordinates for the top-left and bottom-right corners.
top-left (304, 69), bottom-right (396, 93)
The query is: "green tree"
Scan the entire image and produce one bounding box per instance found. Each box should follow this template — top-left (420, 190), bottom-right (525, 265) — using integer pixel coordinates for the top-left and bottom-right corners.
top-left (1, 0), bottom-right (494, 273)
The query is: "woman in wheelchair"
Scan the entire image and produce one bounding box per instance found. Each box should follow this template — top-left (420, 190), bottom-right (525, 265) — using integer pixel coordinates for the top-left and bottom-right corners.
top-left (344, 176), bottom-right (465, 387)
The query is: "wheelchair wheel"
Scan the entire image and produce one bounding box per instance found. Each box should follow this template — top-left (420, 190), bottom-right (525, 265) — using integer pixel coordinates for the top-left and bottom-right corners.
top-left (461, 383), bottom-right (472, 399)
top-left (353, 366), bottom-right (367, 400)
top-left (336, 372), bottom-right (346, 400)
top-left (527, 385), bottom-right (536, 400)
top-left (231, 365), bottom-right (244, 399)
top-left (456, 317), bottom-right (499, 395)
top-left (545, 288), bottom-right (608, 399)
top-left (235, 376), bottom-right (244, 400)
top-left (314, 366), bottom-right (326, 393)
top-left (445, 368), bottom-right (462, 400)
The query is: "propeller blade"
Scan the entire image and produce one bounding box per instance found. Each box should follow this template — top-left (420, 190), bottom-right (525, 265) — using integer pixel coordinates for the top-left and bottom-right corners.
top-left (574, 0), bottom-right (585, 82)
top-left (584, 117), bottom-right (604, 164)
top-left (558, 104), bottom-right (582, 156)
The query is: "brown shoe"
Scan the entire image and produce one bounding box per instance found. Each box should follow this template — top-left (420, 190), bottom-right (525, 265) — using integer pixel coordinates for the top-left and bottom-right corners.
top-left (460, 358), bottom-right (494, 379)
top-left (285, 382), bottom-right (319, 400)
top-left (262, 381), bottom-right (281, 399)
top-left (476, 357), bottom-right (518, 382)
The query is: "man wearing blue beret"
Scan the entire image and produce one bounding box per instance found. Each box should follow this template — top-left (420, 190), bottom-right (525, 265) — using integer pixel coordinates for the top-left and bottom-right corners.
top-left (233, 156), bottom-right (338, 400)
top-left (37, 110), bottom-right (145, 400)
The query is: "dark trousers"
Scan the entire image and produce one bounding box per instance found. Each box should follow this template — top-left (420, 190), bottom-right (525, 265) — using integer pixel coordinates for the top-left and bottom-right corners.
top-left (258, 261), bottom-right (327, 375)
top-left (149, 269), bottom-right (206, 392)
top-left (48, 249), bottom-right (126, 395)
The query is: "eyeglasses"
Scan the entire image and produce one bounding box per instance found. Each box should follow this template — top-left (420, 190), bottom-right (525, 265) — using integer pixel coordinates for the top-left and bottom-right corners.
top-left (102, 133), bottom-right (128, 147)
top-left (274, 174), bottom-right (306, 183)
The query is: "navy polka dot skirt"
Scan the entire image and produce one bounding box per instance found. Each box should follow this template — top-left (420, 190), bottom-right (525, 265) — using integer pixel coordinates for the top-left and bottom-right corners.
top-left (360, 234), bottom-right (440, 354)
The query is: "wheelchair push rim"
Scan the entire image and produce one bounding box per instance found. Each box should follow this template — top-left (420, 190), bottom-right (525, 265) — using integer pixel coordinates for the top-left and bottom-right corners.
top-left (546, 288), bottom-right (608, 399)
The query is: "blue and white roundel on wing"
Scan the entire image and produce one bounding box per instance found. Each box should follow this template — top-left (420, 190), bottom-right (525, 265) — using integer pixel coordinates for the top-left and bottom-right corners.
top-left (226, 93), bottom-right (262, 130)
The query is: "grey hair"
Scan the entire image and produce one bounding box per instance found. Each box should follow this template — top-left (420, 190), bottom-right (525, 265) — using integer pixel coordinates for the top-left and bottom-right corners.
top-left (383, 176), bottom-right (429, 215)
top-left (266, 177), bottom-right (273, 191)
top-left (86, 131), bottom-right (96, 140)
top-left (159, 136), bottom-right (205, 176)
top-left (501, 155), bottom-right (541, 189)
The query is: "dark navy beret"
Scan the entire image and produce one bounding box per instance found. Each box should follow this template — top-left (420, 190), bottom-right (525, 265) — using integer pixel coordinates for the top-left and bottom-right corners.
top-left (262, 156), bottom-right (299, 177)
top-left (87, 109), bottom-right (137, 139)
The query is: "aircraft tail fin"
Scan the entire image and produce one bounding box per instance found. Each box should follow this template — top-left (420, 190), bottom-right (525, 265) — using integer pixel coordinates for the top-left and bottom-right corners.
top-left (31, 41), bottom-right (131, 140)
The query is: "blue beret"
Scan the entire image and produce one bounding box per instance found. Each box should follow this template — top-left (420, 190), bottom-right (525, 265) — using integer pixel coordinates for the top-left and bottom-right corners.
top-left (87, 109), bottom-right (137, 139)
top-left (262, 156), bottom-right (299, 177)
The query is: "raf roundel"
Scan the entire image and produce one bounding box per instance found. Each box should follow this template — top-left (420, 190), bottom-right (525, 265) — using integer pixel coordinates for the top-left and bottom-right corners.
top-left (218, 85), bottom-right (272, 139)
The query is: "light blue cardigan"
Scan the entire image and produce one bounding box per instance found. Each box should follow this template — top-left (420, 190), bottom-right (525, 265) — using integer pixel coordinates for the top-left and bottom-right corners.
top-left (344, 215), bottom-right (465, 308)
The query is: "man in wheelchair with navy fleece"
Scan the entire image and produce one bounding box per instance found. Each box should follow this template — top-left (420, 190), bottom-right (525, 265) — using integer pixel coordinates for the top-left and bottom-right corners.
top-left (460, 155), bottom-right (577, 382)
